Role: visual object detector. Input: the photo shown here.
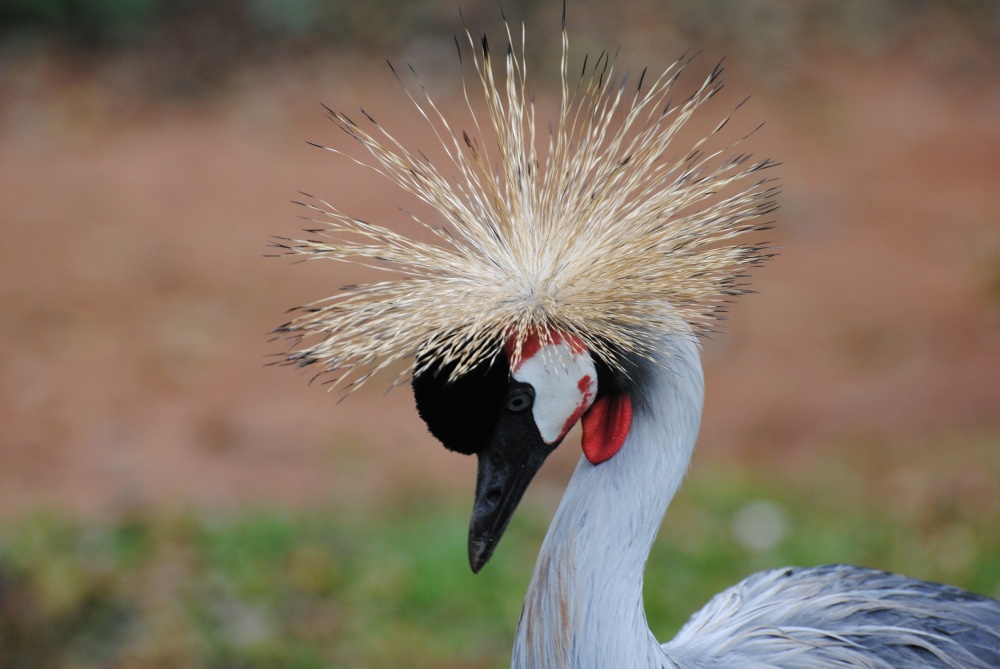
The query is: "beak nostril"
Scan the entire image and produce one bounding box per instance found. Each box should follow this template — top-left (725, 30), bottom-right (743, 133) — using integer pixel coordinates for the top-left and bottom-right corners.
top-left (484, 488), bottom-right (502, 506)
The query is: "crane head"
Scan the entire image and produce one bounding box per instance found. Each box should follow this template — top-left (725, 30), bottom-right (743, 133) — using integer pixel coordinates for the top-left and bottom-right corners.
top-left (413, 331), bottom-right (633, 572)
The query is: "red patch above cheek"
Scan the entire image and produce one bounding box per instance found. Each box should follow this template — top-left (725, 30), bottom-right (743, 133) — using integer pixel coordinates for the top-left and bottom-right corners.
top-left (505, 334), bottom-right (542, 372)
top-left (581, 393), bottom-right (632, 465)
top-left (503, 330), bottom-right (587, 372)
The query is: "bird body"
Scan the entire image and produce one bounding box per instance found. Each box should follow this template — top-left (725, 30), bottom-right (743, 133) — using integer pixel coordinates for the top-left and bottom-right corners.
top-left (277, 11), bottom-right (1000, 668)
top-left (510, 330), bottom-right (1000, 668)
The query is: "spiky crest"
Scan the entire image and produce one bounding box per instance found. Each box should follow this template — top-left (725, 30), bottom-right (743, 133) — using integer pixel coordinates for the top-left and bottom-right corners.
top-left (272, 15), bottom-right (778, 390)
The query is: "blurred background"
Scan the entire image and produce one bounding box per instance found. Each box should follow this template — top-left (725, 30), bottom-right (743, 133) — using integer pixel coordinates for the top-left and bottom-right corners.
top-left (1, 0), bottom-right (999, 667)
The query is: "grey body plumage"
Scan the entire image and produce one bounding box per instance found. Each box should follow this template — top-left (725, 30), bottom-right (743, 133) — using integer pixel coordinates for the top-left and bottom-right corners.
top-left (668, 564), bottom-right (1000, 668)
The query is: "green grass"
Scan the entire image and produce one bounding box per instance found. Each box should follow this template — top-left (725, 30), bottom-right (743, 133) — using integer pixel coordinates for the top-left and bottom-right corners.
top-left (1, 450), bottom-right (998, 669)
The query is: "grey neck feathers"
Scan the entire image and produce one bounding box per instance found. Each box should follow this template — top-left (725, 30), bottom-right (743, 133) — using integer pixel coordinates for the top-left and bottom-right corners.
top-left (512, 333), bottom-right (705, 669)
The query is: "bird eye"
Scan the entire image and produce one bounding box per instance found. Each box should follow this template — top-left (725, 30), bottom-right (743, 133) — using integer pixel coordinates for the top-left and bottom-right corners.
top-left (506, 391), bottom-right (533, 412)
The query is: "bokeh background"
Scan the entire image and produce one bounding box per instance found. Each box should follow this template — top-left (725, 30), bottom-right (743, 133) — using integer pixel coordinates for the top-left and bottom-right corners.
top-left (1, 1), bottom-right (999, 667)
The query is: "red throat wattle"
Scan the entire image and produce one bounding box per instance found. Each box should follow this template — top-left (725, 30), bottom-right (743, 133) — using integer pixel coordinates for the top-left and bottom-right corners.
top-left (581, 392), bottom-right (633, 464)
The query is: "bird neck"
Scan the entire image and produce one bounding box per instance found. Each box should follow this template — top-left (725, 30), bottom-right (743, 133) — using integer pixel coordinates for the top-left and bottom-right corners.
top-left (512, 333), bottom-right (704, 669)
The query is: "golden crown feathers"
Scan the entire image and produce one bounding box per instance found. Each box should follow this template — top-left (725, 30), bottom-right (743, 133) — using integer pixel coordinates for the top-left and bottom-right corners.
top-left (273, 15), bottom-right (778, 390)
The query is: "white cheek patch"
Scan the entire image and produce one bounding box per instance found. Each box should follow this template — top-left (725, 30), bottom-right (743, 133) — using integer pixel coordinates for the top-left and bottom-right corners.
top-left (511, 338), bottom-right (598, 445)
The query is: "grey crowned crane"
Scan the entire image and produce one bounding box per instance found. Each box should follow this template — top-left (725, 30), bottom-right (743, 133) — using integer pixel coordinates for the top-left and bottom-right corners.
top-left (274, 11), bottom-right (1000, 669)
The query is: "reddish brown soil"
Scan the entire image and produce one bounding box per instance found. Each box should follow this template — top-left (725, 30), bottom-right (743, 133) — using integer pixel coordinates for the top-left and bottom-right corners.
top-left (1, 36), bottom-right (998, 519)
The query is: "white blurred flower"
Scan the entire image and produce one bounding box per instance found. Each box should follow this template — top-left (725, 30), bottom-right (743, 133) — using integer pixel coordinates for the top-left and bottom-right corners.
top-left (732, 500), bottom-right (788, 552)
